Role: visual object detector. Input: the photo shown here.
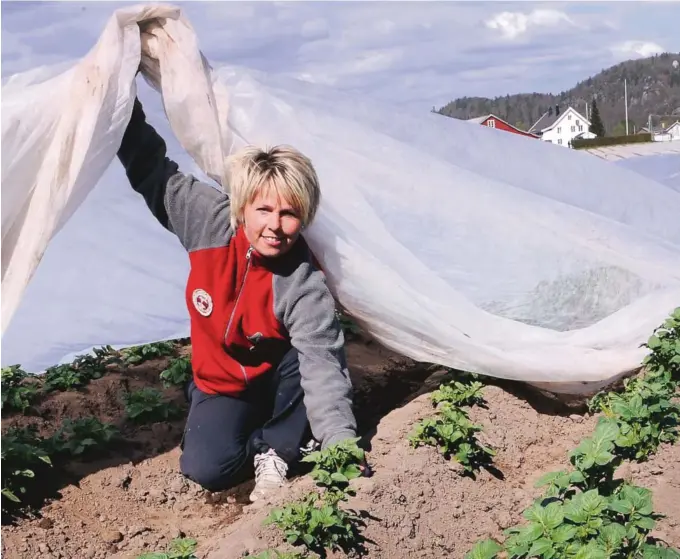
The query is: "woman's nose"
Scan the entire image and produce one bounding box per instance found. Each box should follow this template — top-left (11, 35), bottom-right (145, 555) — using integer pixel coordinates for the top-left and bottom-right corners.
top-left (268, 213), bottom-right (282, 230)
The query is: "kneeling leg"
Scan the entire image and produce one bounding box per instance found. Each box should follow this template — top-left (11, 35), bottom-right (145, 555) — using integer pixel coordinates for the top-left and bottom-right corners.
top-left (179, 381), bottom-right (259, 491)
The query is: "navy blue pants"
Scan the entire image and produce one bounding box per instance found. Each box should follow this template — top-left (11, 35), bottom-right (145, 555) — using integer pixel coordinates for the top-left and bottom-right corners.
top-left (179, 348), bottom-right (311, 491)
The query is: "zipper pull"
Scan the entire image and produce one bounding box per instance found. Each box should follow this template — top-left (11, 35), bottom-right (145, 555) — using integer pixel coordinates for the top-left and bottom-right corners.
top-left (246, 247), bottom-right (254, 260)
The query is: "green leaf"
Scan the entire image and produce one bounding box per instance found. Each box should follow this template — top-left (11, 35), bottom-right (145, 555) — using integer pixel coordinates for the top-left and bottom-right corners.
top-left (1, 487), bottom-right (21, 503)
top-left (636, 516), bottom-right (657, 530)
top-left (465, 539), bottom-right (502, 559)
top-left (642, 545), bottom-right (680, 559)
top-left (551, 524), bottom-right (577, 544)
top-left (597, 522), bottom-right (626, 549)
top-left (648, 335), bottom-right (662, 349)
top-left (527, 537), bottom-right (555, 558)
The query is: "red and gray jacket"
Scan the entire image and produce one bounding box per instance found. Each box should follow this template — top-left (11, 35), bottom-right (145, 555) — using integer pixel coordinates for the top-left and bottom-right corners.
top-left (117, 99), bottom-right (356, 449)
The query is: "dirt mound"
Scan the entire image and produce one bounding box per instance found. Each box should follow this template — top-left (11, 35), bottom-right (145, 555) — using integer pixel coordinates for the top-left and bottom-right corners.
top-left (1, 338), bottom-right (433, 559)
top-left (3, 336), bottom-right (679, 559)
top-left (195, 380), bottom-right (680, 559)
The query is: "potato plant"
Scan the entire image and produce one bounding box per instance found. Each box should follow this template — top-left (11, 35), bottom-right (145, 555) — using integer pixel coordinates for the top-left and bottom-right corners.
top-left (466, 309), bottom-right (680, 558)
top-left (1, 426), bottom-right (52, 512)
top-left (262, 438), bottom-right (368, 558)
top-left (468, 420), bottom-right (679, 558)
top-left (1, 365), bottom-right (39, 413)
top-left (47, 417), bottom-right (118, 457)
top-left (641, 307), bottom-right (680, 377)
top-left (122, 341), bottom-right (176, 365)
top-left (42, 345), bottom-right (120, 393)
top-left (136, 537), bottom-right (198, 559)
top-left (430, 372), bottom-right (486, 408)
top-left (589, 373), bottom-right (679, 461)
top-left (409, 373), bottom-right (495, 475)
top-left (160, 356), bottom-right (193, 388)
top-left (124, 387), bottom-right (182, 423)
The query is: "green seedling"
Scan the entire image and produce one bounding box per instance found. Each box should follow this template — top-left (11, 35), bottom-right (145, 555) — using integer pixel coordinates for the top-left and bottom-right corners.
top-left (430, 373), bottom-right (486, 408)
top-left (465, 309), bottom-right (680, 559)
top-left (122, 341), bottom-right (176, 365)
top-left (502, 484), bottom-right (663, 558)
top-left (265, 491), bottom-right (365, 559)
top-left (71, 345), bottom-right (122, 375)
top-left (301, 437), bottom-right (365, 495)
top-left (1, 365), bottom-right (40, 413)
top-left (160, 356), bottom-right (193, 388)
top-left (265, 437), bottom-right (368, 558)
top-left (41, 346), bottom-right (121, 393)
top-left (464, 539), bottom-right (503, 559)
top-left (1, 426), bottom-right (52, 508)
top-left (589, 370), bottom-right (680, 461)
top-left (136, 537), bottom-right (198, 559)
top-left (42, 364), bottom-right (92, 392)
top-left (642, 307), bottom-right (680, 377)
top-left (47, 417), bottom-right (118, 457)
top-left (124, 387), bottom-right (182, 423)
top-left (409, 403), bottom-right (495, 474)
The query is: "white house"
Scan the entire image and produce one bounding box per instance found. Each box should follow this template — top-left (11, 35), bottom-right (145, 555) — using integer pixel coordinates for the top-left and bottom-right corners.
top-left (667, 121), bottom-right (680, 141)
top-left (529, 105), bottom-right (596, 147)
top-left (640, 120), bottom-right (680, 142)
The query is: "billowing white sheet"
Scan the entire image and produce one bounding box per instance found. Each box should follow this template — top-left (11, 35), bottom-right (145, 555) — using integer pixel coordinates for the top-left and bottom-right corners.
top-left (2, 4), bottom-right (680, 394)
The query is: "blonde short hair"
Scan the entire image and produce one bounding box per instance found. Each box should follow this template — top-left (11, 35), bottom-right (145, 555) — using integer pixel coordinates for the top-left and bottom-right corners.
top-left (226, 144), bottom-right (321, 230)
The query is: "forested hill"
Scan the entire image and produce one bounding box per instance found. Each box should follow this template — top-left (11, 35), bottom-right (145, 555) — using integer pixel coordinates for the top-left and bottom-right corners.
top-left (437, 52), bottom-right (680, 135)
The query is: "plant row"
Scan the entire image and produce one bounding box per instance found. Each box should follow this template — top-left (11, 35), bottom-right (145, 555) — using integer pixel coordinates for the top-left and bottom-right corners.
top-left (1, 348), bottom-right (194, 518)
top-left (408, 371), bottom-right (496, 476)
top-left (1, 341), bottom-right (189, 415)
top-left (251, 438), bottom-right (369, 559)
top-left (466, 307), bottom-right (680, 559)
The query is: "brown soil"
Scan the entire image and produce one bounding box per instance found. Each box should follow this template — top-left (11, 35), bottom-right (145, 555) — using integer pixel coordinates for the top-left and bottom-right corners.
top-left (2, 338), bottom-right (679, 559)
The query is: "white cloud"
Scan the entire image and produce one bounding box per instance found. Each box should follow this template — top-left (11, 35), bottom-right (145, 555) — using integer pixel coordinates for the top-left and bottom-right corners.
top-left (611, 40), bottom-right (666, 59)
top-left (485, 9), bottom-right (576, 40)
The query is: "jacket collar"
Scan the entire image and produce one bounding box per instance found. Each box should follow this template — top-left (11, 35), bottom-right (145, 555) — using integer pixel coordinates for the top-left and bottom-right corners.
top-left (234, 226), bottom-right (307, 270)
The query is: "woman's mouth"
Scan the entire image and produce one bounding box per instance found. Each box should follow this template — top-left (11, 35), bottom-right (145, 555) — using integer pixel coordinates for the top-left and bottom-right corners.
top-left (262, 235), bottom-right (283, 247)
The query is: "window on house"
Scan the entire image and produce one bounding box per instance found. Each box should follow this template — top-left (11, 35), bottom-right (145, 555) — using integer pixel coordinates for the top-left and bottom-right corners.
top-left (558, 139), bottom-right (563, 145)
top-left (568, 114), bottom-right (572, 120)
top-left (487, 119), bottom-right (495, 128)
top-left (579, 125), bottom-right (583, 132)
top-left (557, 126), bottom-right (562, 133)
top-left (576, 119), bottom-right (580, 126)
top-left (571, 126), bottom-right (576, 132)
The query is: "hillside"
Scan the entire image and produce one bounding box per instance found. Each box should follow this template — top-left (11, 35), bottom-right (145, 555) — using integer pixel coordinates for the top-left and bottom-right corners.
top-left (437, 52), bottom-right (680, 135)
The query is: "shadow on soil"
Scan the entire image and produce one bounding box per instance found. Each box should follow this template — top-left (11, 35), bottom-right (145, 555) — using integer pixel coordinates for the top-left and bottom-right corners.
top-left (1, 332), bottom-right (593, 525)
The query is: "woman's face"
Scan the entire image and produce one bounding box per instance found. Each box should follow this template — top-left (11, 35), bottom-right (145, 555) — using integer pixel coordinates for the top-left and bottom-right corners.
top-left (242, 188), bottom-right (303, 258)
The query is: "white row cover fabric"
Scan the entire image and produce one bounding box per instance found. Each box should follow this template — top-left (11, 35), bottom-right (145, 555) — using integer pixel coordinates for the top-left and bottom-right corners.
top-left (2, 4), bottom-right (680, 394)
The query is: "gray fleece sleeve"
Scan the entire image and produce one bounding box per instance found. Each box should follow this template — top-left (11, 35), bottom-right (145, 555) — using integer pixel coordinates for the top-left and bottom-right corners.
top-left (274, 259), bottom-right (357, 449)
top-left (117, 98), bottom-right (232, 252)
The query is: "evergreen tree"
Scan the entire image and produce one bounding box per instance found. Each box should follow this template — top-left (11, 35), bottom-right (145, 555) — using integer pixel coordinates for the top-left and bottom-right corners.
top-left (589, 98), bottom-right (606, 136)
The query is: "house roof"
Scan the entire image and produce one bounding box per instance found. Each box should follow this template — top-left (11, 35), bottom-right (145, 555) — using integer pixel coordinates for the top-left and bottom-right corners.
top-left (529, 106), bottom-right (589, 134)
top-left (529, 111), bottom-right (560, 133)
top-left (466, 113), bottom-right (538, 136)
top-left (641, 121), bottom-right (680, 133)
top-left (466, 114), bottom-right (491, 124)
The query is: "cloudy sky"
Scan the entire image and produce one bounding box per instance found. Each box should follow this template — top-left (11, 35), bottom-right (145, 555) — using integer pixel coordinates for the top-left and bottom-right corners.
top-left (2, 1), bottom-right (679, 112)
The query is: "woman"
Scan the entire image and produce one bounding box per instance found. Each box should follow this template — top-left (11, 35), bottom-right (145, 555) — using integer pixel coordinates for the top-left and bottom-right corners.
top-left (117, 97), bottom-right (358, 502)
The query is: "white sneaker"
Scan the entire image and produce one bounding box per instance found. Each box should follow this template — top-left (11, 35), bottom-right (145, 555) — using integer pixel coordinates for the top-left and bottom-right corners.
top-left (249, 448), bottom-right (289, 503)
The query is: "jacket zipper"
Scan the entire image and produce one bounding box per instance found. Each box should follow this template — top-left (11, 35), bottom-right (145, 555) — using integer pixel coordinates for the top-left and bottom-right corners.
top-left (224, 246), bottom-right (254, 384)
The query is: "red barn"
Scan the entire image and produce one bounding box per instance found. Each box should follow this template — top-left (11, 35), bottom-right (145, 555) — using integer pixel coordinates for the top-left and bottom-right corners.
top-left (467, 114), bottom-right (539, 139)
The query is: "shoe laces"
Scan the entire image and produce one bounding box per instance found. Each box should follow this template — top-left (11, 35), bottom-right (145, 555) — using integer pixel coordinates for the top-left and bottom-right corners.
top-left (254, 449), bottom-right (288, 486)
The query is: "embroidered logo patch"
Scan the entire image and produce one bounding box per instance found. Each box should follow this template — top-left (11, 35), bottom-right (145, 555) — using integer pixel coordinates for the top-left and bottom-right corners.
top-left (192, 289), bottom-right (213, 317)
